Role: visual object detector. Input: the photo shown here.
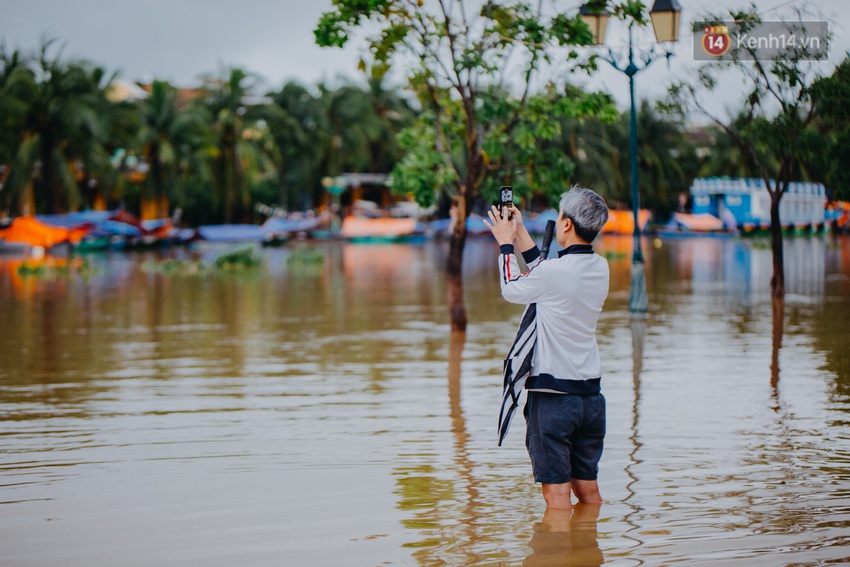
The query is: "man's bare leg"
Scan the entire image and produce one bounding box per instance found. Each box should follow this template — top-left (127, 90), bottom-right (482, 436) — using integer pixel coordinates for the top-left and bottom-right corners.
top-left (541, 482), bottom-right (572, 510)
top-left (571, 479), bottom-right (602, 504)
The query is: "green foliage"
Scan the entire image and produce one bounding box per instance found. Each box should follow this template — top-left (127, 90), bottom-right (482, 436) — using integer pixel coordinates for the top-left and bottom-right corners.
top-left (286, 245), bottom-right (325, 265)
top-left (391, 115), bottom-right (459, 208)
top-left (664, 4), bottom-right (826, 199)
top-left (663, 3), bottom-right (830, 296)
top-left (17, 257), bottom-right (93, 277)
top-left (201, 67), bottom-right (276, 223)
top-left (138, 80), bottom-right (212, 217)
top-left (314, 0), bottom-right (633, 220)
top-left (2, 40), bottom-right (114, 214)
top-left (810, 55), bottom-right (850, 200)
top-left (286, 245), bottom-right (326, 276)
top-left (213, 247), bottom-right (265, 271)
top-left (141, 249), bottom-right (265, 275)
top-left (140, 258), bottom-right (205, 276)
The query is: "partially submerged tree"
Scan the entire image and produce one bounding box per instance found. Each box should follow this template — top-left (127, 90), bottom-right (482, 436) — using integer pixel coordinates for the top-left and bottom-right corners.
top-left (315, 0), bottom-right (625, 331)
top-left (202, 67), bottom-right (275, 223)
top-left (664, 4), bottom-right (830, 298)
top-left (809, 55), bottom-right (850, 202)
top-left (138, 80), bottom-right (212, 219)
top-left (3, 40), bottom-right (113, 214)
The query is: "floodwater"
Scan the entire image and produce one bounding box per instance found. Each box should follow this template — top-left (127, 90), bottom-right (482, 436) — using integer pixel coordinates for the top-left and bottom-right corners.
top-left (1, 235), bottom-right (849, 566)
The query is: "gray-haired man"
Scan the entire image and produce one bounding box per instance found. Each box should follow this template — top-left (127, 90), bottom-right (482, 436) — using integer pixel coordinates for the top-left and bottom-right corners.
top-left (484, 187), bottom-right (610, 510)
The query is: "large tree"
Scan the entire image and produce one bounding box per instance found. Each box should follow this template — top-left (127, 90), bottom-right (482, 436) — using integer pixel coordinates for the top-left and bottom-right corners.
top-left (0, 46), bottom-right (28, 213)
top-left (809, 55), bottom-right (850, 202)
top-left (2, 41), bottom-right (112, 214)
top-left (137, 80), bottom-right (212, 219)
top-left (315, 0), bottom-right (623, 331)
top-left (665, 5), bottom-right (829, 298)
top-left (267, 81), bottom-right (322, 212)
top-left (557, 100), bottom-right (697, 217)
top-left (202, 67), bottom-right (275, 224)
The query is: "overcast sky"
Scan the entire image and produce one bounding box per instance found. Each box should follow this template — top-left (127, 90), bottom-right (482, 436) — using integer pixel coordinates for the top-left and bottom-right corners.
top-left (1, 0), bottom-right (848, 119)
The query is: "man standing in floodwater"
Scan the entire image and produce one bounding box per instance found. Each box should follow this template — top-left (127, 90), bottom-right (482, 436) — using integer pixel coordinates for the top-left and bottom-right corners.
top-left (484, 187), bottom-right (610, 510)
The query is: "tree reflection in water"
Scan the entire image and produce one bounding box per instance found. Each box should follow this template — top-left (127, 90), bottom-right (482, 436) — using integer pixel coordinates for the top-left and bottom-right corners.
top-left (394, 330), bottom-right (487, 566)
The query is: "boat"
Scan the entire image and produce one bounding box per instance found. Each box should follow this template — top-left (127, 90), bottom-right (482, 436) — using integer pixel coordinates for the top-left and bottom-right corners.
top-left (427, 214), bottom-right (493, 237)
top-left (340, 216), bottom-right (423, 243)
top-left (602, 209), bottom-right (652, 235)
top-left (197, 224), bottom-right (268, 243)
top-left (260, 216), bottom-right (323, 243)
top-left (654, 213), bottom-right (735, 238)
top-left (37, 212), bottom-right (144, 251)
top-left (0, 215), bottom-right (90, 255)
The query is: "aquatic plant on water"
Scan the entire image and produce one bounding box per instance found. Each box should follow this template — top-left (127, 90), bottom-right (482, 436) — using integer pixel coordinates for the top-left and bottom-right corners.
top-left (17, 257), bottom-right (94, 277)
top-left (213, 247), bottom-right (265, 271)
top-left (140, 259), bottom-right (206, 276)
top-left (141, 248), bottom-right (265, 275)
top-left (286, 246), bottom-right (325, 265)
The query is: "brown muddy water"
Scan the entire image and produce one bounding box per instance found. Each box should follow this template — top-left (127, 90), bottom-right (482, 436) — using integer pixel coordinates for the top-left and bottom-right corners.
top-left (1, 235), bottom-right (849, 566)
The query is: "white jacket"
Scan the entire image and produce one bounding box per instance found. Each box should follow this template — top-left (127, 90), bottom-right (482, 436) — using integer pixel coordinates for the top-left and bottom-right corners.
top-left (498, 243), bottom-right (610, 394)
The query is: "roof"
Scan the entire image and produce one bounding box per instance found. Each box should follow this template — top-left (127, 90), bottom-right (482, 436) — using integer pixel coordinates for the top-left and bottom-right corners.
top-left (106, 79), bottom-right (149, 103)
top-left (690, 177), bottom-right (826, 197)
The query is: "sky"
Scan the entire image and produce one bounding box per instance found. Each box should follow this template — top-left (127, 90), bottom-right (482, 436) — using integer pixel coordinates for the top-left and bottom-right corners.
top-left (1, 0), bottom-right (848, 119)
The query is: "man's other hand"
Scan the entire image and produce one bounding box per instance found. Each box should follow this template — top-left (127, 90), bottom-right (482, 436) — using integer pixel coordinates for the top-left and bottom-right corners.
top-left (483, 205), bottom-right (517, 246)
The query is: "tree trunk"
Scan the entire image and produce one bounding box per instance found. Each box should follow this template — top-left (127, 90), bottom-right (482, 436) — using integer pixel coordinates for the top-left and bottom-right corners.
top-left (770, 295), bottom-right (784, 391)
top-left (278, 164), bottom-right (289, 212)
top-left (223, 149), bottom-right (235, 224)
top-left (151, 147), bottom-right (166, 219)
top-left (41, 142), bottom-right (59, 214)
top-left (447, 192), bottom-right (469, 332)
top-left (769, 191), bottom-right (785, 298)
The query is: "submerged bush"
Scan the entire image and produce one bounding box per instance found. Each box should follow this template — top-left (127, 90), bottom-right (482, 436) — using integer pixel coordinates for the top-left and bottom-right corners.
top-left (286, 245), bottom-right (325, 266)
top-left (141, 259), bottom-right (206, 275)
top-left (213, 247), bottom-right (265, 271)
top-left (285, 245), bottom-right (326, 275)
top-left (140, 247), bottom-right (265, 276)
top-left (17, 257), bottom-right (93, 277)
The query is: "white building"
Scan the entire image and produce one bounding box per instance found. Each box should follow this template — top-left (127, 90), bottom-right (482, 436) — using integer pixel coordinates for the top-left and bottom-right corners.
top-left (690, 177), bottom-right (827, 229)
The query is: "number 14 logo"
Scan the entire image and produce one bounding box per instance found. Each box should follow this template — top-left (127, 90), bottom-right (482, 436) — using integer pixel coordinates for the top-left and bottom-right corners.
top-left (702, 25), bottom-right (731, 56)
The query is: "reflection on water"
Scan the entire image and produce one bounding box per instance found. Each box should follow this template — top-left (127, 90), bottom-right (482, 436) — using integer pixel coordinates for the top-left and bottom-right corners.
top-left (524, 504), bottom-right (603, 567)
top-left (1, 236), bottom-right (849, 566)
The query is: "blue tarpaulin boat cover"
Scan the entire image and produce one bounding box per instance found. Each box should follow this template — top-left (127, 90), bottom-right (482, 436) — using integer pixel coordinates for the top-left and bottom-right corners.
top-left (197, 225), bottom-right (267, 242)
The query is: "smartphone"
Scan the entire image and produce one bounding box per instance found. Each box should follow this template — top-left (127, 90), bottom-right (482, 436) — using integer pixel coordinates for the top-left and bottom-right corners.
top-left (499, 186), bottom-right (513, 220)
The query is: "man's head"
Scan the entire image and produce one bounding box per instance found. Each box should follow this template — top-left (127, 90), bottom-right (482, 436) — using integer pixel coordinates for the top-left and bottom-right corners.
top-left (557, 186), bottom-right (609, 246)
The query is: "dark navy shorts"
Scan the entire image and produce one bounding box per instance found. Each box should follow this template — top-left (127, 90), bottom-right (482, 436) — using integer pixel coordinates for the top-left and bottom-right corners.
top-left (524, 391), bottom-right (606, 484)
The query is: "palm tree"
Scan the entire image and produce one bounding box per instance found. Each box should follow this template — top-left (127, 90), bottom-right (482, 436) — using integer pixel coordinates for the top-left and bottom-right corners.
top-left (632, 100), bottom-right (695, 217)
top-left (317, 82), bottom-right (375, 177)
top-left (266, 81), bottom-right (323, 211)
top-left (3, 41), bottom-right (111, 214)
top-left (561, 114), bottom-right (626, 204)
top-left (560, 101), bottom-right (698, 217)
top-left (362, 76), bottom-right (416, 173)
top-left (697, 116), bottom-right (759, 179)
top-left (308, 78), bottom-right (416, 210)
top-left (202, 67), bottom-right (274, 223)
top-left (0, 45), bottom-right (28, 213)
top-left (137, 80), bottom-right (212, 219)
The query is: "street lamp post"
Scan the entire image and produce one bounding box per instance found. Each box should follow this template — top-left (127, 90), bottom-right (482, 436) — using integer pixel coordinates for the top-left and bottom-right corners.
top-left (580, 0), bottom-right (682, 317)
